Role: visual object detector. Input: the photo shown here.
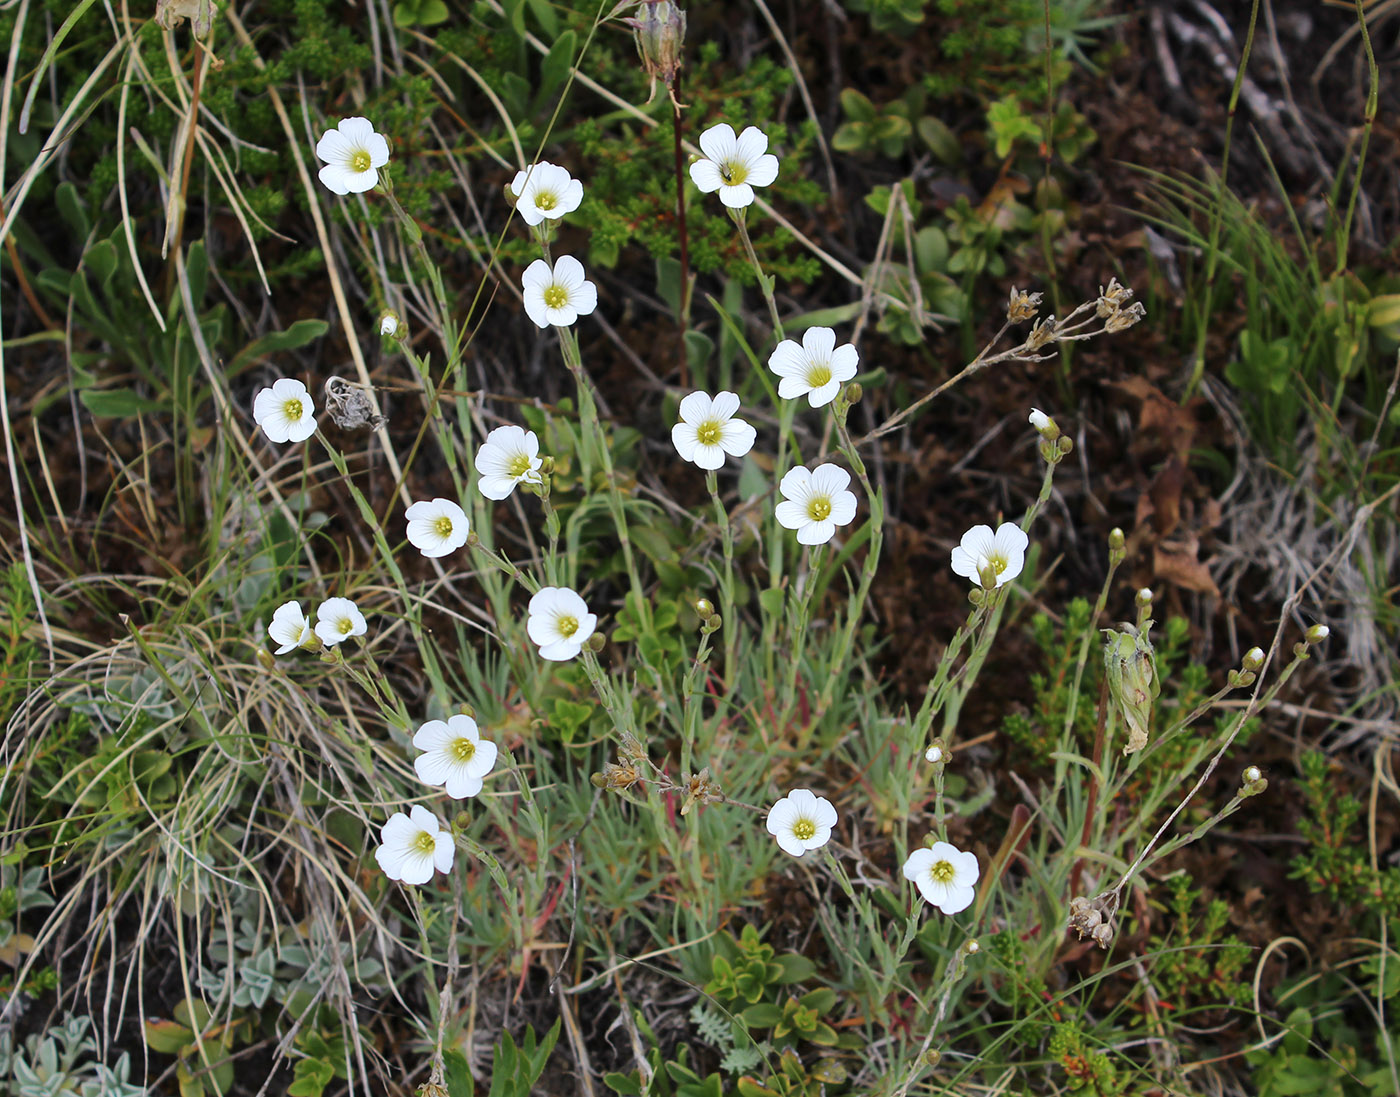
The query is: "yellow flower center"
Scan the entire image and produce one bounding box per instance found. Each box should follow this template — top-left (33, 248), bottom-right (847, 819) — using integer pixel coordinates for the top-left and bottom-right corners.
top-left (434, 515), bottom-right (455, 539)
top-left (719, 159), bottom-right (748, 186)
top-left (929, 858), bottom-right (955, 884)
top-left (507, 453), bottom-right (533, 478)
top-left (543, 284), bottom-right (569, 310)
top-left (283, 398), bottom-right (304, 421)
top-left (989, 553), bottom-right (1007, 574)
top-left (556, 614), bottom-right (579, 638)
top-left (412, 831), bottom-right (437, 855)
top-left (337, 618), bottom-right (354, 635)
top-left (791, 818), bottom-right (816, 842)
top-left (807, 496), bottom-right (832, 522)
top-left (807, 364), bottom-right (833, 388)
top-left (351, 150), bottom-right (373, 173)
top-left (534, 189), bottom-right (558, 211)
top-left (450, 737), bottom-right (477, 763)
top-left (696, 419), bottom-right (723, 447)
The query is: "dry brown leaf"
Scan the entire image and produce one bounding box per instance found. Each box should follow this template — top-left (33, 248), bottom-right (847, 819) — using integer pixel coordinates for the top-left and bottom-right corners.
top-left (1154, 537), bottom-right (1221, 597)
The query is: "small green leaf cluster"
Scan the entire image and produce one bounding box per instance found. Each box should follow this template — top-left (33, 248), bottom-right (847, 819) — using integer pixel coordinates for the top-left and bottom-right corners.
top-left (143, 998), bottom-right (253, 1097)
top-left (0, 1014), bottom-right (145, 1097)
top-left (705, 924), bottom-right (815, 1006)
top-left (1290, 751), bottom-right (1400, 916)
top-left (1146, 874), bottom-right (1251, 1012)
top-left (1046, 1021), bottom-right (1123, 1095)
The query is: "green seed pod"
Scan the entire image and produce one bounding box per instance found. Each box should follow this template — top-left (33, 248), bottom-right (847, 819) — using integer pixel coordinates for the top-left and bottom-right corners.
top-left (1102, 619), bottom-right (1159, 755)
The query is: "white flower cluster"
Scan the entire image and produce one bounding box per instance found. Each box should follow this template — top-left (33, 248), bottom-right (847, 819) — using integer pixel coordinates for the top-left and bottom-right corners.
top-left (292, 116), bottom-right (1035, 898)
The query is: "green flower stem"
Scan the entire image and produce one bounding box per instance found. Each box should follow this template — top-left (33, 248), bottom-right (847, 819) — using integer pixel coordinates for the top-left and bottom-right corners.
top-left (314, 431), bottom-right (450, 706)
top-left (762, 398), bottom-right (800, 688)
top-left (704, 470), bottom-right (738, 685)
top-left (540, 477), bottom-right (563, 587)
top-left (731, 209), bottom-right (784, 343)
top-left (814, 399), bottom-right (885, 721)
top-left (559, 329), bottom-right (650, 629)
top-left (908, 601), bottom-right (987, 749)
top-left (1111, 646), bottom-right (1309, 897)
top-left (778, 544), bottom-right (825, 728)
top-left (679, 625), bottom-right (716, 777)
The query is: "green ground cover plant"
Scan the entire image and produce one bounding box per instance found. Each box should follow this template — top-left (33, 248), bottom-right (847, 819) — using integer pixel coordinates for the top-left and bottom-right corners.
top-left (1, 1), bottom-right (1397, 1095)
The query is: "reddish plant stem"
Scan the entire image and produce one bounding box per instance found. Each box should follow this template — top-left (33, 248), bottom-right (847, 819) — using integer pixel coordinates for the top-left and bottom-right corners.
top-left (670, 70), bottom-right (690, 387)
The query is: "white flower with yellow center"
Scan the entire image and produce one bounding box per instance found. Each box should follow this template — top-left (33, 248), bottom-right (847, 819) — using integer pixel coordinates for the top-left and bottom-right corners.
top-left (405, 498), bottom-right (470, 558)
top-left (313, 597), bottom-right (367, 647)
top-left (527, 586), bottom-right (596, 662)
top-left (689, 123), bottom-right (780, 209)
top-left (475, 425), bottom-right (544, 500)
top-left (671, 391), bottom-right (757, 470)
top-left (767, 327), bottom-right (859, 408)
top-left (509, 162), bottom-right (584, 226)
top-left (521, 255), bottom-right (597, 329)
top-left (267, 600), bottom-right (314, 655)
top-left (766, 789), bottom-right (837, 857)
top-left (902, 841), bottom-right (979, 915)
top-left (374, 805), bottom-right (454, 885)
top-left (252, 378), bottom-right (317, 444)
top-left (775, 463), bottom-right (858, 546)
top-left (412, 714), bottom-right (499, 799)
top-left (314, 117), bottom-right (391, 195)
top-left (950, 523), bottom-right (1028, 589)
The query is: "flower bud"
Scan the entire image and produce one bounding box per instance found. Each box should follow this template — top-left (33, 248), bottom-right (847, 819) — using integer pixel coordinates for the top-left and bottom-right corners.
top-left (924, 742), bottom-right (946, 764)
top-left (1305, 624), bottom-right (1330, 644)
top-left (379, 312), bottom-right (400, 336)
top-left (466, 530), bottom-right (480, 547)
top-left (1243, 646), bottom-right (1265, 672)
top-left (978, 561), bottom-right (1000, 591)
top-left (1056, 435), bottom-right (1074, 456)
top-left (968, 588), bottom-right (985, 606)
top-left (541, 456), bottom-right (556, 476)
top-left (923, 1049), bottom-right (942, 1068)
top-left (1108, 527), bottom-right (1125, 552)
top-left (454, 812), bottom-right (471, 833)
top-left (694, 597), bottom-right (715, 618)
top-left (458, 704), bottom-right (476, 719)
top-left (705, 613), bottom-right (722, 633)
top-left (964, 939), bottom-right (979, 954)
top-left (1029, 407), bottom-right (1057, 438)
top-left (256, 647), bottom-right (277, 672)
top-left (1136, 588), bottom-right (1153, 608)
top-left (845, 381), bottom-right (863, 405)
top-left (587, 632), bottom-right (607, 653)
top-left (1243, 765), bottom-right (1261, 784)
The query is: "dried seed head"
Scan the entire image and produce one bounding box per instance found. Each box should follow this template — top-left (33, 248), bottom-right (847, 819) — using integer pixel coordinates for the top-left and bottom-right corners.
top-left (1095, 277), bottom-right (1133, 319)
top-left (1007, 286), bottom-right (1043, 323)
top-left (1104, 301), bottom-right (1146, 333)
top-left (624, 1), bottom-right (687, 105)
top-left (1025, 315), bottom-right (1058, 351)
top-left (1091, 922), bottom-right (1114, 949)
top-left (323, 376), bottom-right (388, 432)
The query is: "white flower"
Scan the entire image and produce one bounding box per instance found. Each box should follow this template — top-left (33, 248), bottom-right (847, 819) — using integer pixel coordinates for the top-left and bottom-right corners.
top-left (412, 714), bottom-right (499, 799)
top-left (527, 586), bottom-right (597, 662)
top-left (267, 600), bottom-right (314, 655)
top-left (767, 328), bottom-right (858, 408)
top-left (521, 255), bottom-right (597, 328)
top-left (689, 123), bottom-right (780, 209)
top-left (380, 313), bottom-right (399, 336)
top-left (671, 391), bottom-right (757, 470)
top-left (314, 597), bottom-right (367, 646)
top-left (315, 117), bottom-right (390, 195)
top-left (774, 463), bottom-right (858, 546)
top-left (509, 161), bottom-right (584, 226)
top-left (924, 744), bottom-right (944, 764)
top-left (374, 805), bottom-right (454, 885)
top-left (252, 378), bottom-right (317, 443)
top-left (902, 841), bottom-right (980, 915)
top-left (766, 789), bottom-right (837, 857)
top-left (475, 425), bottom-right (543, 500)
top-left (405, 498), bottom-right (470, 558)
top-left (950, 523), bottom-right (1029, 588)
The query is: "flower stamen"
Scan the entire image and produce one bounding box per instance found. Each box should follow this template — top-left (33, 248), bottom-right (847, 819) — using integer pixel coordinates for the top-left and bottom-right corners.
top-left (542, 284), bottom-right (568, 310)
